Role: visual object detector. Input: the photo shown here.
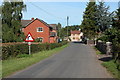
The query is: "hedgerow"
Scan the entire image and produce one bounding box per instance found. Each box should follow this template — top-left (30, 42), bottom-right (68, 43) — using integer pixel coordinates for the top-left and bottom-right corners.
top-left (2, 41), bottom-right (68, 60)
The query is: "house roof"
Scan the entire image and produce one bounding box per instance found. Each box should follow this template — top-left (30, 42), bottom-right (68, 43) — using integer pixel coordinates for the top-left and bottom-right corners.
top-left (71, 30), bottom-right (81, 34)
top-left (21, 20), bottom-right (32, 27)
top-left (21, 18), bottom-right (52, 29)
top-left (49, 24), bottom-right (57, 30)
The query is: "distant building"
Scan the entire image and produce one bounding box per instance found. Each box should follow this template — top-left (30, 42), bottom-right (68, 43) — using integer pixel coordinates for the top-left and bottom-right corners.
top-left (21, 18), bottom-right (58, 43)
top-left (69, 30), bottom-right (83, 42)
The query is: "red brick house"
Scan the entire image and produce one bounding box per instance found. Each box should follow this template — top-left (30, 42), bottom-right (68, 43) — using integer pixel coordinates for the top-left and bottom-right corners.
top-left (21, 18), bottom-right (58, 43)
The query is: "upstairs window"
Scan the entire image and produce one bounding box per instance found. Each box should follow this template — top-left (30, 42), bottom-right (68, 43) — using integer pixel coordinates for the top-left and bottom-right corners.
top-left (37, 27), bottom-right (43, 32)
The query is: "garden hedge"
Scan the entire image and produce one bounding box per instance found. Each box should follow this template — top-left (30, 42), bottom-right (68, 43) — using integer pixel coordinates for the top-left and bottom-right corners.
top-left (2, 41), bottom-right (68, 60)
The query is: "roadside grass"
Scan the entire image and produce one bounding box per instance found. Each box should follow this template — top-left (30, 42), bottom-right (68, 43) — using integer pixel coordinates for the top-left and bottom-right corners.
top-left (0, 61), bottom-right (2, 79)
top-left (93, 46), bottom-right (120, 79)
top-left (93, 46), bottom-right (103, 55)
top-left (102, 60), bottom-right (120, 79)
top-left (2, 44), bottom-right (68, 78)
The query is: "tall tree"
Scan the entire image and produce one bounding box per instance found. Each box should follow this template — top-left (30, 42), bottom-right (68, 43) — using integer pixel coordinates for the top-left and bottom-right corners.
top-left (57, 23), bottom-right (62, 38)
top-left (96, 2), bottom-right (113, 32)
top-left (81, 1), bottom-right (97, 39)
top-left (113, 5), bottom-right (120, 29)
top-left (2, 0), bottom-right (26, 42)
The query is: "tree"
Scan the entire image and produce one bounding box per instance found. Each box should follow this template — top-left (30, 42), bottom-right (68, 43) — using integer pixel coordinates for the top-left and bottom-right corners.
top-left (112, 6), bottom-right (120, 29)
top-left (98, 2), bottom-right (120, 61)
top-left (56, 23), bottom-right (62, 38)
top-left (0, 6), bottom-right (2, 40)
top-left (2, 0), bottom-right (26, 42)
top-left (96, 2), bottom-right (113, 32)
top-left (81, 1), bottom-right (97, 39)
top-left (59, 25), bottom-right (80, 39)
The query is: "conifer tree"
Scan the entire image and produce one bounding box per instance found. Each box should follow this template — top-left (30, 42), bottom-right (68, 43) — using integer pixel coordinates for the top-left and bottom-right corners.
top-left (81, 1), bottom-right (97, 39)
top-left (96, 2), bottom-right (113, 32)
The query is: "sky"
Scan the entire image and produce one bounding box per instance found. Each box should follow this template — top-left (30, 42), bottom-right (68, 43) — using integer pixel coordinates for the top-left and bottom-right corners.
top-left (22, 2), bottom-right (119, 27)
top-left (0, 1), bottom-right (119, 27)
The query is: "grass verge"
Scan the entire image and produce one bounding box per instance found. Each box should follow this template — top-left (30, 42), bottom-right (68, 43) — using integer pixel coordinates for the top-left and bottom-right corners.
top-left (2, 44), bottom-right (68, 78)
top-left (102, 60), bottom-right (120, 79)
top-left (93, 46), bottom-right (103, 55)
top-left (0, 61), bottom-right (2, 79)
top-left (93, 46), bottom-right (120, 79)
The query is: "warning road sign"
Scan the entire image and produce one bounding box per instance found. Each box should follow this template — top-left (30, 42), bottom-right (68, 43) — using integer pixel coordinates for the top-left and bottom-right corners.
top-left (25, 32), bottom-right (34, 42)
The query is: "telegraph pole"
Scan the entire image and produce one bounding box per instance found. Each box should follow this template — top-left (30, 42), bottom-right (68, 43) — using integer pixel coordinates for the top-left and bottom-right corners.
top-left (67, 16), bottom-right (69, 38)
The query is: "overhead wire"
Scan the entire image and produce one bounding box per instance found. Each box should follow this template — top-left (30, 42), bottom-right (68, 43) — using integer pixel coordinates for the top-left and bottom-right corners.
top-left (29, 2), bottom-right (66, 20)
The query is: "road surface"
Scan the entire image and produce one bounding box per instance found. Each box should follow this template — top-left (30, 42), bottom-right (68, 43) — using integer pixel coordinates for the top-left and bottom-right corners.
top-left (9, 42), bottom-right (112, 78)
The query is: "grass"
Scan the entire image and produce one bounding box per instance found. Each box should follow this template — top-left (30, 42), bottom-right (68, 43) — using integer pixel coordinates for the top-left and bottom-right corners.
top-left (0, 61), bottom-right (2, 79)
top-left (93, 46), bottom-right (120, 79)
top-left (102, 60), bottom-right (120, 79)
top-left (93, 46), bottom-right (103, 55)
top-left (2, 44), bottom-right (68, 78)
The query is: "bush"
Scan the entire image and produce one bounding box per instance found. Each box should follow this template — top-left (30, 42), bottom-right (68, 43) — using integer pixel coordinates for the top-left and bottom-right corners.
top-left (2, 41), bottom-right (68, 60)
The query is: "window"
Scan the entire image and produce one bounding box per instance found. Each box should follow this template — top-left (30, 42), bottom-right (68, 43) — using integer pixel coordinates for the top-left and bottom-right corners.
top-left (37, 27), bottom-right (43, 32)
top-left (37, 37), bottom-right (43, 42)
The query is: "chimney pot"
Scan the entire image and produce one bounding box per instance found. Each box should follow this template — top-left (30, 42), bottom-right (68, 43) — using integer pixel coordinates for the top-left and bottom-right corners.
top-left (31, 18), bottom-right (34, 20)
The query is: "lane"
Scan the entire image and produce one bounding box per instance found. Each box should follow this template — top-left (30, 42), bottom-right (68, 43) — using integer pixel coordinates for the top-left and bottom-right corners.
top-left (9, 42), bottom-right (111, 78)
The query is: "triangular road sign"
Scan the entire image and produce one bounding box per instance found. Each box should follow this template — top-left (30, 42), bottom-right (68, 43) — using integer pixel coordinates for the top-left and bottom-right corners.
top-left (25, 32), bottom-right (34, 42)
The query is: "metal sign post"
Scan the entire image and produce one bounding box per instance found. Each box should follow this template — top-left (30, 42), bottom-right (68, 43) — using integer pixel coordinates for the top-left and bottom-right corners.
top-left (28, 42), bottom-right (31, 55)
top-left (25, 32), bottom-right (34, 55)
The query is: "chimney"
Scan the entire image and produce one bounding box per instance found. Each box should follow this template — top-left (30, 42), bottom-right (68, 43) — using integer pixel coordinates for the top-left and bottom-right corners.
top-left (31, 18), bottom-right (34, 20)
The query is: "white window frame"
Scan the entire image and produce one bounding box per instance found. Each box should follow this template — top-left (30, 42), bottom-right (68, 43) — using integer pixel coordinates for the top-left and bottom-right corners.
top-left (37, 27), bottom-right (43, 32)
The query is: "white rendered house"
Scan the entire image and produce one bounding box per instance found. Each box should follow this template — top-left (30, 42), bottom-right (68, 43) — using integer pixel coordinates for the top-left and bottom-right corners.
top-left (69, 30), bottom-right (83, 42)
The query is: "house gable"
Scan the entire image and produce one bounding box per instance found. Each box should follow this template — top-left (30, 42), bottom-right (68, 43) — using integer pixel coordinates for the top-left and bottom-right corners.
top-left (23, 18), bottom-right (51, 43)
top-left (22, 18), bottom-right (52, 29)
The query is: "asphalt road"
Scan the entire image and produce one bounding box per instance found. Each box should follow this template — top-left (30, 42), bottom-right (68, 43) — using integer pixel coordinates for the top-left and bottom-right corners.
top-left (9, 42), bottom-right (112, 78)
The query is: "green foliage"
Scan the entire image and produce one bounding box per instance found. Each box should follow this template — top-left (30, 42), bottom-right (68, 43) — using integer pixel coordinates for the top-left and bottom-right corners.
top-left (57, 23), bottom-right (62, 37)
top-left (81, 1), bottom-right (113, 39)
top-left (2, 44), bottom-right (68, 77)
top-left (94, 46), bottom-right (104, 55)
top-left (113, 8), bottom-right (120, 29)
top-left (81, 2), bottom-right (97, 39)
top-left (2, 41), bottom-right (68, 60)
top-left (96, 2), bottom-right (113, 32)
top-left (98, 5), bottom-right (120, 63)
top-left (2, 1), bottom-right (26, 43)
top-left (102, 60), bottom-right (120, 79)
top-left (98, 28), bottom-right (120, 43)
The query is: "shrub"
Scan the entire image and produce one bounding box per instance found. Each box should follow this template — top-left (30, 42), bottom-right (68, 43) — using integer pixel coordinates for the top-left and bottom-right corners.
top-left (2, 41), bottom-right (68, 60)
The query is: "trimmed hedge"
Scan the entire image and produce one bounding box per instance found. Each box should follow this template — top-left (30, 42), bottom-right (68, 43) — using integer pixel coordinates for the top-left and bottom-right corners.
top-left (2, 41), bottom-right (68, 60)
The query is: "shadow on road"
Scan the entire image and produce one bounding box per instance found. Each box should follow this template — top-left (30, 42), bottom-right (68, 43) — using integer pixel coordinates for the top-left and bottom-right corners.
top-left (99, 57), bottom-right (113, 62)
